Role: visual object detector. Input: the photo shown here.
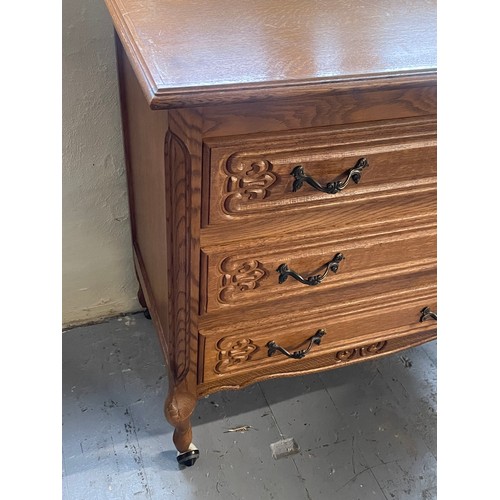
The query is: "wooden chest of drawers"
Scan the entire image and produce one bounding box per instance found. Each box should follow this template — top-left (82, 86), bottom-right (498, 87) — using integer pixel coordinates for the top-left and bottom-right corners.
top-left (105, 0), bottom-right (437, 467)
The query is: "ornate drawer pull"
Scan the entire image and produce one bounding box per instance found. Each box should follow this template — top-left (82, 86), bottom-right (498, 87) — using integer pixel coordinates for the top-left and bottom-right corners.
top-left (267, 329), bottom-right (326, 359)
top-left (291, 157), bottom-right (369, 195)
top-left (420, 306), bottom-right (437, 322)
top-left (277, 253), bottom-right (344, 286)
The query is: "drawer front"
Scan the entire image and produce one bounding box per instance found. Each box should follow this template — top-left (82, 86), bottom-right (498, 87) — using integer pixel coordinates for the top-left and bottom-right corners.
top-left (202, 117), bottom-right (436, 227)
top-left (200, 226), bottom-right (436, 314)
top-left (199, 296), bottom-right (437, 383)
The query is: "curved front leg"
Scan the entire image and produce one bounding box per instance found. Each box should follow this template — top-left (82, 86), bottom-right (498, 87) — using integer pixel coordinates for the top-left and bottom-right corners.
top-left (164, 387), bottom-right (199, 467)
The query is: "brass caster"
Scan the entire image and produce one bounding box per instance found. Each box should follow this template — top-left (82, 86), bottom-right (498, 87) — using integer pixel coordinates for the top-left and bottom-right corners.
top-left (177, 447), bottom-right (200, 467)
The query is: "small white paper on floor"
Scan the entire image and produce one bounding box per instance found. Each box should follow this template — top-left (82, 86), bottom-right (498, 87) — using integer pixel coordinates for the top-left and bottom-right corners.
top-left (270, 438), bottom-right (300, 459)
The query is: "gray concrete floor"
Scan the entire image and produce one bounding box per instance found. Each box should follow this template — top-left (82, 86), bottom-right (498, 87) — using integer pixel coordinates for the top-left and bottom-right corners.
top-left (62, 314), bottom-right (436, 500)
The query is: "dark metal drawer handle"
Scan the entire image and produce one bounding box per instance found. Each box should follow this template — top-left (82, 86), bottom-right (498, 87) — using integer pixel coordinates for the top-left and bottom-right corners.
top-left (277, 253), bottom-right (344, 286)
top-left (291, 157), bottom-right (369, 195)
top-left (420, 307), bottom-right (437, 322)
top-left (267, 329), bottom-right (326, 359)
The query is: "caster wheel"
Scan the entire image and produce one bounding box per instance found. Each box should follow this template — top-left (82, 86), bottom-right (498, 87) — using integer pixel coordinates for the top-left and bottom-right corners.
top-left (144, 308), bottom-right (151, 320)
top-left (177, 448), bottom-right (200, 467)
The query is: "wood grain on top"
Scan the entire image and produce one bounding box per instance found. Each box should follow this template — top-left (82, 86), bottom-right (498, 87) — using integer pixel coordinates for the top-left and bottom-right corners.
top-left (105, 0), bottom-right (436, 108)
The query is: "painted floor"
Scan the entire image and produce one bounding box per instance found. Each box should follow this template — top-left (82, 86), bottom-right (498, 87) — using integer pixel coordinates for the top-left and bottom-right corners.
top-left (62, 314), bottom-right (437, 500)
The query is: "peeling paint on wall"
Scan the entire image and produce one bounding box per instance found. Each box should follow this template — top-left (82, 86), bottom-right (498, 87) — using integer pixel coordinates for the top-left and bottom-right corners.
top-left (62, 0), bottom-right (139, 326)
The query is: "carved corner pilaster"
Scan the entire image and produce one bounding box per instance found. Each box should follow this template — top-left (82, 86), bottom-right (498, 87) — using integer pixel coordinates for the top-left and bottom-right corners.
top-left (165, 129), bottom-right (192, 382)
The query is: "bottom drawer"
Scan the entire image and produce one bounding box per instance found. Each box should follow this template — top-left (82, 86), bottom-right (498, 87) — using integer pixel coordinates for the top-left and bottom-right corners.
top-left (199, 296), bottom-right (437, 384)
top-left (197, 326), bottom-right (436, 397)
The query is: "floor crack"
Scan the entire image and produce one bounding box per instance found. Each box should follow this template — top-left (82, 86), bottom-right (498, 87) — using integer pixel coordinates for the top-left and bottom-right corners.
top-left (257, 383), bottom-right (285, 440)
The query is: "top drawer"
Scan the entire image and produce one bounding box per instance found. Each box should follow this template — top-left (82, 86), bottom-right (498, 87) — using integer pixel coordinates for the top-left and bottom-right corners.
top-left (202, 117), bottom-right (436, 228)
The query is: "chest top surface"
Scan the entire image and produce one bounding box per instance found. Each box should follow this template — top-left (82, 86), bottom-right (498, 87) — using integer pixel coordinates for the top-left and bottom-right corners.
top-left (106, 0), bottom-right (436, 108)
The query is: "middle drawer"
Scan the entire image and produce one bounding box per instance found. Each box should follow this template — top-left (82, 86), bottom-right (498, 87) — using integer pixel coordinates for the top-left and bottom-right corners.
top-left (199, 225), bottom-right (436, 314)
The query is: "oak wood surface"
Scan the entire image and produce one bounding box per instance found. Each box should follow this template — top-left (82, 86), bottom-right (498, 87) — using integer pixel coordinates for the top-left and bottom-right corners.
top-left (204, 117), bottom-right (436, 227)
top-left (199, 267), bottom-right (436, 336)
top-left (197, 327), bottom-right (436, 397)
top-left (200, 295), bottom-right (436, 383)
top-left (201, 225), bottom-right (436, 314)
top-left (105, 0), bottom-right (436, 108)
top-left (108, 0), bottom-right (438, 460)
top-left (200, 84), bottom-right (437, 137)
top-left (163, 108), bottom-right (204, 454)
top-left (118, 43), bottom-right (170, 357)
top-left (200, 185), bottom-right (436, 249)
top-left (118, 44), bottom-right (203, 454)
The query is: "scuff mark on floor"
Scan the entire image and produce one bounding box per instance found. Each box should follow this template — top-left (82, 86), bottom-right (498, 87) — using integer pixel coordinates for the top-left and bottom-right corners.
top-left (123, 407), bottom-right (152, 498)
top-left (400, 356), bottom-right (413, 368)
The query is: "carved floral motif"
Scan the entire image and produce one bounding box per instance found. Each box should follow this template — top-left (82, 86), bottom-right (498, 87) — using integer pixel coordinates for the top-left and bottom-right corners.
top-left (334, 341), bottom-right (387, 363)
top-left (359, 341), bottom-right (387, 357)
top-left (215, 337), bottom-right (258, 374)
top-left (224, 157), bottom-right (277, 213)
top-left (335, 349), bottom-right (356, 362)
top-left (219, 258), bottom-right (266, 303)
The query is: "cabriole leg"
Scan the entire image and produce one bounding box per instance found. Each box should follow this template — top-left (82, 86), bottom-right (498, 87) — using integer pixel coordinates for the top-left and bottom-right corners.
top-left (164, 388), bottom-right (199, 467)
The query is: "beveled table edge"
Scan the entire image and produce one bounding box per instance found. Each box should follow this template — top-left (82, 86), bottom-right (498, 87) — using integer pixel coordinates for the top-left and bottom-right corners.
top-left (107, 0), bottom-right (437, 110)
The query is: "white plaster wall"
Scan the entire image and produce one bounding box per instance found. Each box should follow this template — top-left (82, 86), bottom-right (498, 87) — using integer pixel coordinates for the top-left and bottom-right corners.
top-left (63, 0), bottom-right (139, 326)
